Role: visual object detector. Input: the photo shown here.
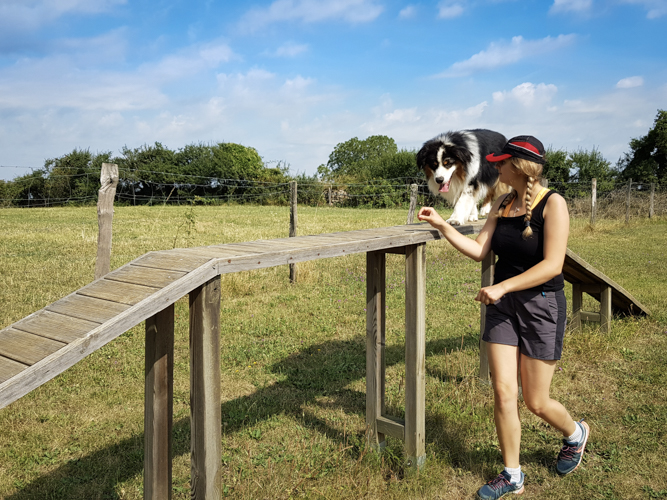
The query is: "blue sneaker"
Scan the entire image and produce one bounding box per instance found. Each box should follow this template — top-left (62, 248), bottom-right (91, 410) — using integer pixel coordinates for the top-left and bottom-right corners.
top-left (477, 471), bottom-right (525, 499)
top-left (557, 419), bottom-right (590, 475)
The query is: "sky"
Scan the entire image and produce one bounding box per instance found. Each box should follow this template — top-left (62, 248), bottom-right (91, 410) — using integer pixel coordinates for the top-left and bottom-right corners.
top-left (0, 0), bottom-right (666, 181)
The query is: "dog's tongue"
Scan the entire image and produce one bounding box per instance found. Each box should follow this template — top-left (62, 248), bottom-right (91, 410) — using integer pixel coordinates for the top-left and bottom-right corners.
top-left (439, 181), bottom-right (450, 193)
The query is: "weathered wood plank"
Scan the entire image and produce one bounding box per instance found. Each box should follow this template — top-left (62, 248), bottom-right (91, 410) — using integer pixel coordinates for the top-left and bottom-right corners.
top-left (377, 415), bottom-right (405, 441)
top-left (404, 243), bottom-right (426, 470)
top-left (0, 356), bottom-right (29, 384)
top-left (145, 305), bottom-right (174, 500)
top-left (366, 251), bottom-right (386, 450)
top-left (107, 265), bottom-right (188, 289)
top-left (190, 277), bottom-right (222, 500)
top-left (601, 286), bottom-right (612, 333)
top-left (12, 311), bottom-right (100, 343)
top-left (46, 294), bottom-right (130, 324)
top-left (78, 280), bottom-right (161, 306)
top-left (0, 329), bottom-right (65, 366)
top-left (132, 251), bottom-right (213, 273)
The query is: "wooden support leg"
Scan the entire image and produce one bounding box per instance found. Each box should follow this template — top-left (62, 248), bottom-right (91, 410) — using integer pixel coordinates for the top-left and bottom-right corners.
top-left (366, 250), bottom-right (386, 450)
top-left (405, 243), bottom-right (426, 470)
top-left (145, 304), bottom-right (174, 500)
top-left (479, 252), bottom-right (494, 382)
top-left (571, 283), bottom-right (582, 332)
top-left (600, 286), bottom-right (612, 334)
top-left (189, 277), bottom-right (222, 500)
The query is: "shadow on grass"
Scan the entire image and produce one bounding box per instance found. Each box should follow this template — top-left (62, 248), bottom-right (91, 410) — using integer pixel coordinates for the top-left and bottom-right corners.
top-left (7, 334), bottom-right (501, 499)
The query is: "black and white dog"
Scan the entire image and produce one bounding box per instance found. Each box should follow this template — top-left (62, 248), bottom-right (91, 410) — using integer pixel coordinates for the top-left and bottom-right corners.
top-left (416, 129), bottom-right (509, 225)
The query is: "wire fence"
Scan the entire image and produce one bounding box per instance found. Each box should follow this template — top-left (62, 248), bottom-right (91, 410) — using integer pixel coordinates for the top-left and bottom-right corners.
top-left (1, 168), bottom-right (665, 219)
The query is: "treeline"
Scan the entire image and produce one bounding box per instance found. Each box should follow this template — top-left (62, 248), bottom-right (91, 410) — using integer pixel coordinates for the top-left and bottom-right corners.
top-left (1, 110), bottom-right (665, 208)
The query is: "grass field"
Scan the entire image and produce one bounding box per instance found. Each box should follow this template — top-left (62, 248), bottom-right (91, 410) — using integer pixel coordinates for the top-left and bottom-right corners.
top-left (0, 205), bottom-right (666, 499)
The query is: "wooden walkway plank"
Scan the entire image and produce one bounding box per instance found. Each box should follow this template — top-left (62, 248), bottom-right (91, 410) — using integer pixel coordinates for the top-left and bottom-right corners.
top-left (0, 329), bottom-right (66, 366)
top-left (46, 294), bottom-right (131, 324)
top-left (132, 251), bottom-right (213, 273)
top-left (78, 280), bottom-right (162, 306)
top-left (12, 311), bottom-right (101, 344)
top-left (0, 356), bottom-right (28, 384)
top-left (106, 265), bottom-right (188, 289)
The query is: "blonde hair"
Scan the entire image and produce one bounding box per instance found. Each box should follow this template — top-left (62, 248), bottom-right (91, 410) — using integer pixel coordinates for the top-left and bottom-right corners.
top-left (495, 157), bottom-right (544, 239)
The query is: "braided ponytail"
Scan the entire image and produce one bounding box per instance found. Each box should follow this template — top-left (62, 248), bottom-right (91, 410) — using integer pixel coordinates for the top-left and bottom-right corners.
top-left (522, 176), bottom-right (535, 239)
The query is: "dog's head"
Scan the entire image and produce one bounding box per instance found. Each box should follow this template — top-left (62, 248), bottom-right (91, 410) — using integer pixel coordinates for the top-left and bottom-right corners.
top-left (417, 137), bottom-right (472, 194)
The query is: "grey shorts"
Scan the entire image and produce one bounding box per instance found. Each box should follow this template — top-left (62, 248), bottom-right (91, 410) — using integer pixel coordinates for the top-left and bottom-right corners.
top-left (482, 288), bottom-right (567, 360)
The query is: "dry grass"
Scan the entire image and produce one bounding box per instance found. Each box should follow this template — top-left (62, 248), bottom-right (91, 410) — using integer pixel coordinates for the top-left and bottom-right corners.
top-left (0, 206), bottom-right (665, 499)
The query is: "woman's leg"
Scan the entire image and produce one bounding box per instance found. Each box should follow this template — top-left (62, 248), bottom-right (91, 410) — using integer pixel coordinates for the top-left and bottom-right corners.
top-left (487, 343), bottom-right (521, 468)
top-left (520, 354), bottom-right (576, 437)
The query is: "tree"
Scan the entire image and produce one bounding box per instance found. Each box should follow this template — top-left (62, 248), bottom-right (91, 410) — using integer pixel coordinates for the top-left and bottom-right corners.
top-left (543, 148), bottom-right (571, 185)
top-left (369, 149), bottom-right (419, 179)
top-left (326, 135), bottom-right (398, 177)
top-left (618, 109), bottom-right (667, 183)
top-left (569, 148), bottom-right (615, 184)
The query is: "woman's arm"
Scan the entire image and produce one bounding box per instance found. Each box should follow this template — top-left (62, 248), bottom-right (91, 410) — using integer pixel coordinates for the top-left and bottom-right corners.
top-left (417, 194), bottom-right (506, 262)
top-left (475, 193), bottom-right (570, 305)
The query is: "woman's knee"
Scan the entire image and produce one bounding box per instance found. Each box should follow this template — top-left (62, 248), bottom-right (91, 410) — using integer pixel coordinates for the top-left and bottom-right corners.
top-left (523, 395), bottom-right (549, 417)
top-left (493, 381), bottom-right (519, 411)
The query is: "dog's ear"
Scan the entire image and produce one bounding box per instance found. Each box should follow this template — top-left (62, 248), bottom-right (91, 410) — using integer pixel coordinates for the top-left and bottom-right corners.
top-left (416, 142), bottom-right (437, 169)
top-left (451, 145), bottom-right (472, 165)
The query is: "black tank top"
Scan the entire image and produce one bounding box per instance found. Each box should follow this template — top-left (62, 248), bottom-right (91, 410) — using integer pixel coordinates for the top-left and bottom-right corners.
top-left (491, 190), bottom-right (565, 292)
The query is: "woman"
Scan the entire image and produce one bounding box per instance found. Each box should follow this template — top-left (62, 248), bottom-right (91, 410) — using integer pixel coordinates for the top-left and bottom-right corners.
top-left (417, 136), bottom-right (589, 499)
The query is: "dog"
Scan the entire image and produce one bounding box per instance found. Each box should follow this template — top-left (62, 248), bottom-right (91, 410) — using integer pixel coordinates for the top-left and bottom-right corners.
top-left (417, 129), bottom-right (510, 225)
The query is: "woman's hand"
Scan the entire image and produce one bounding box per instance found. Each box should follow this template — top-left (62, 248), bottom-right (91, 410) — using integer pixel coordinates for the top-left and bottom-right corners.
top-left (417, 207), bottom-right (446, 228)
top-left (475, 283), bottom-right (508, 305)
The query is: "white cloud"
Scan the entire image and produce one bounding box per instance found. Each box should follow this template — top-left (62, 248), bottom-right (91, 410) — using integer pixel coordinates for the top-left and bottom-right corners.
top-left (616, 76), bottom-right (644, 88)
top-left (549, 0), bottom-right (592, 14)
top-left (239, 0), bottom-right (384, 31)
top-left (399, 5), bottom-right (417, 19)
top-left (618, 0), bottom-right (667, 19)
top-left (435, 34), bottom-right (577, 77)
top-left (437, 1), bottom-right (465, 18)
top-left (271, 42), bottom-right (309, 58)
top-left (0, 0), bottom-right (126, 33)
top-left (492, 82), bottom-right (559, 105)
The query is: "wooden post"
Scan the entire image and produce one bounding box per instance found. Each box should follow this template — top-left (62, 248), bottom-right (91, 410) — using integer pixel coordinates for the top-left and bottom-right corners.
top-left (600, 286), bottom-right (612, 334)
top-left (289, 181), bottom-right (298, 283)
top-left (649, 183), bottom-right (655, 218)
top-left (328, 186), bottom-right (333, 207)
top-left (571, 283), bottom-right (582, 332)
top-left (626, 179), bottom-right (632, 224)
top-left (541, 178), bottom-right (549, 188)
top-left (406, 184), bottom-right (418, 224)
top-left (366, 251), bottom-right (386, 451)
top-left (145, 305), bottom-right (175, 500)
top-left (590, 178), bottom-right (597, 227)
top-left (189, 277), bottom-right (222, 500)
top-left (479, 252), bottom-right (494, 382)
top-left (404, 243), bottom-right (426, 470)
top-left (95, 163), bottom-right (119, 279)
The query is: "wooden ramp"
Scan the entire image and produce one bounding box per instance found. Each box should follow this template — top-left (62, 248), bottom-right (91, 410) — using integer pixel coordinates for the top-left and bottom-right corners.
top-left (1, 222), bottom-right (482, 410)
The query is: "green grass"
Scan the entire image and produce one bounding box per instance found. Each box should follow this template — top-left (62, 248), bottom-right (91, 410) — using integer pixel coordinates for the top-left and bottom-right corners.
top-left (0, 205), bottom-right (666, 499)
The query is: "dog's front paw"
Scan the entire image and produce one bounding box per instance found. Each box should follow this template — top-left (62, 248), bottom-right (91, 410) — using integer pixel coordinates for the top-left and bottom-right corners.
top-left (468, 214), bottom-right (479, 222)
top-left (446, 218), bottom-right (464, 226)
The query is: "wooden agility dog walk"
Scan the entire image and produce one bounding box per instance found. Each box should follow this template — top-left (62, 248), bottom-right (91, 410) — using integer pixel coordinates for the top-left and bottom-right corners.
top-left (0, 222), bottom-right (648, 499)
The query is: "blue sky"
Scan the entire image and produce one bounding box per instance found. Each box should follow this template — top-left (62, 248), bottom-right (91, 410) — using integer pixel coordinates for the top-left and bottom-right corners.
top-left (0, 0), bottom-right (666, 181)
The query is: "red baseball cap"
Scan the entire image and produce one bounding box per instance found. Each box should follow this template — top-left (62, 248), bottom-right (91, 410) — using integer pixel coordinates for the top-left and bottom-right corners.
top-left (486, 135), bottom-right (546, 165)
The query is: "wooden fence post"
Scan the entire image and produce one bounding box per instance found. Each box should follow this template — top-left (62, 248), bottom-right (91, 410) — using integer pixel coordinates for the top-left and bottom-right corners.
top-left (406, 184), bottom-right (418, 224)
top-left (145, 305), bottom-right (174, 500)
top-left (328, 186), bottom-right (333, 207)
top-left (189, 277), bottom-right (222, 500)
top-left (289, 181), bottom-right (298, 283)
top-left (590, 178), bottom-right (597, 226)
top-left (626, 178), bottom-right (632, 224)
top-left (649, 183), bottom-right (655, 218)
top-left (95, 163), bottom-right (119, 279)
